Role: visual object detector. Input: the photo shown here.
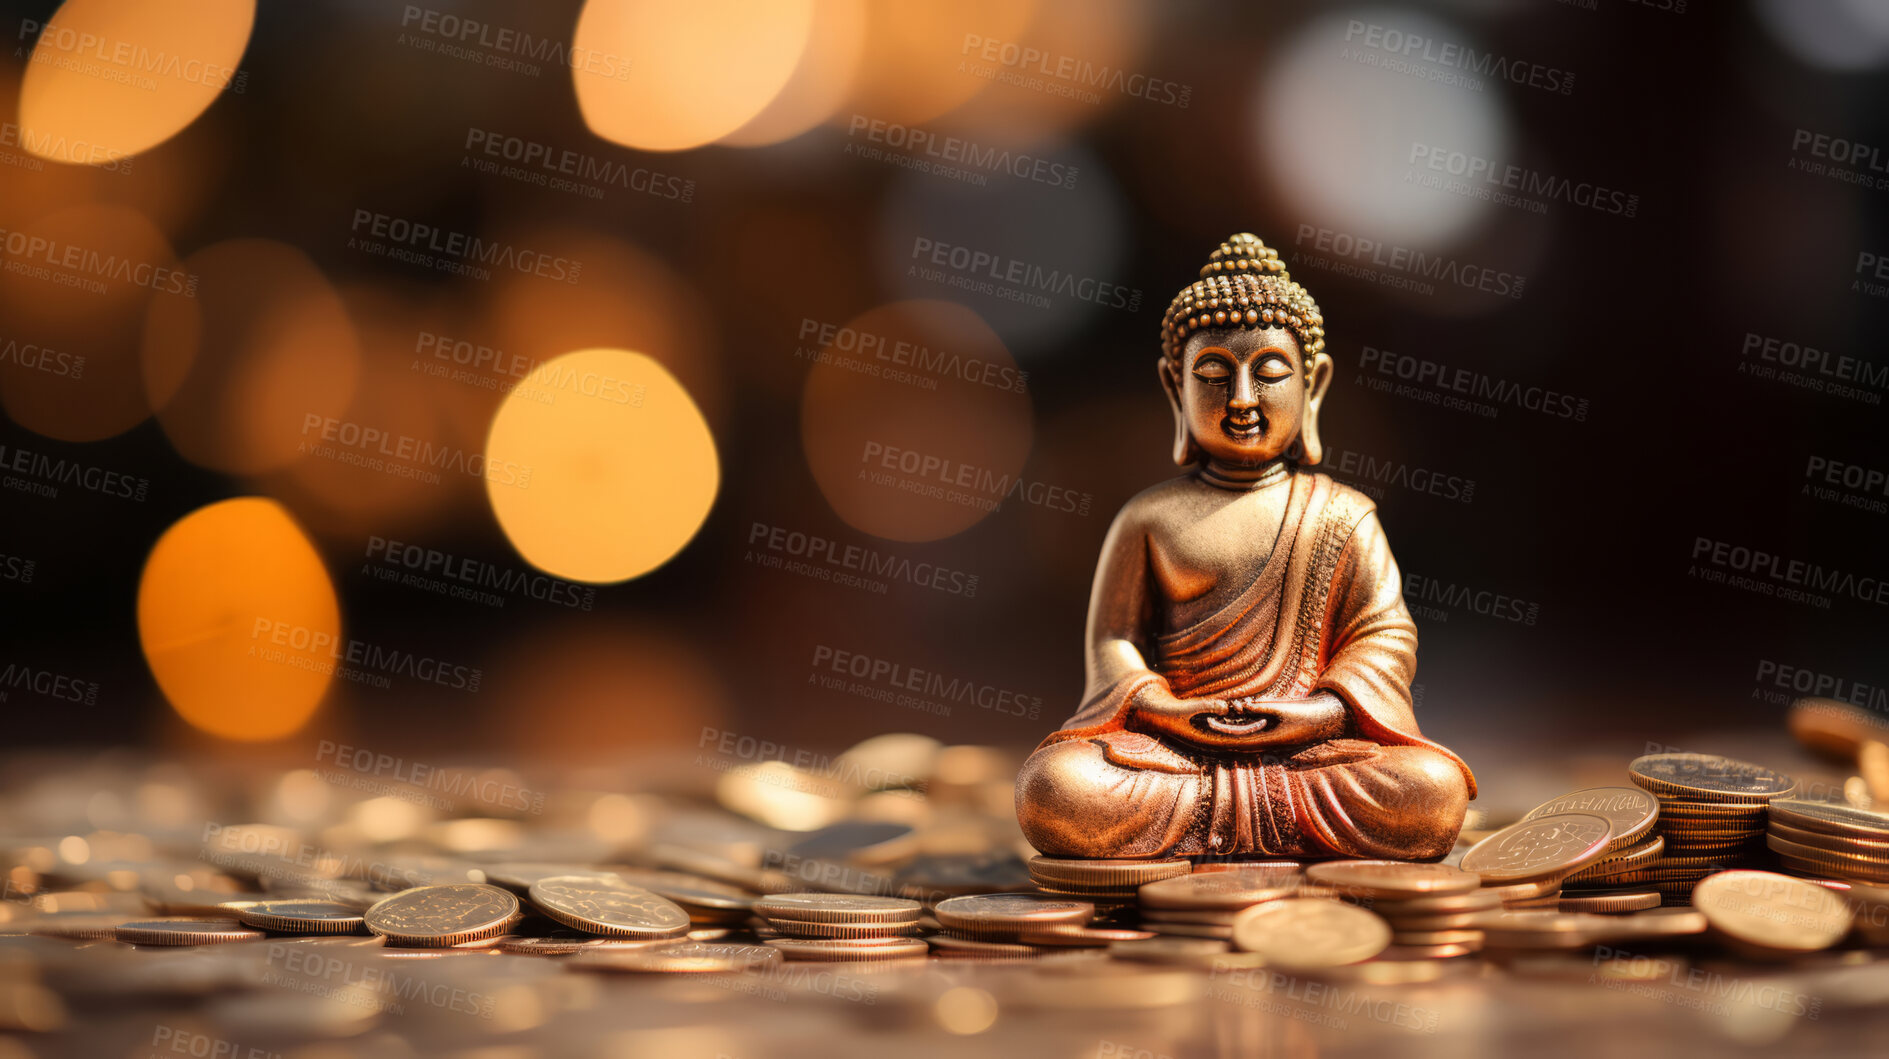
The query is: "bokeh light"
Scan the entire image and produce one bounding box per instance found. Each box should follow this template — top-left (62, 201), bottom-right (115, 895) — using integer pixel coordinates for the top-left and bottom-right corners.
top-left (141, 239), bottom-right (361, 475)
top-left (718, 0), bottom-right (868, 147)
top-left (0, 202), bottom-right (181, 441)
top-left (1753, 0), bottom-right (1889, 71)
top-left (839, 0), bottom-right (1037, 126)
top-left (137, 497), bottom-right (340, 741)
top-left (801, 300), bottom-right (1032, 543)
top-left (1256, 9), bottom-right (1509, 249)
top-left (573, 0), bottom-right (815, 151)
top-left (18, 0), bottom-right (254, 163)
top-left (485, 349), bottom-right (719, 584)
top-left (930, 0), bottom-right (1148, 147)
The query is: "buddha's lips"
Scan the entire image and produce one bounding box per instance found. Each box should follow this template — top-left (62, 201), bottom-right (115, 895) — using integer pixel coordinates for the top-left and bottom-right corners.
top-left (1221, 414), bottom-right (1263, 439)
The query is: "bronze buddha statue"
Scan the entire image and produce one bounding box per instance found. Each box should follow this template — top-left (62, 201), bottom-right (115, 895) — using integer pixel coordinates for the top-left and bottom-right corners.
top-left (1015, 233), bottom-right (1475, 861)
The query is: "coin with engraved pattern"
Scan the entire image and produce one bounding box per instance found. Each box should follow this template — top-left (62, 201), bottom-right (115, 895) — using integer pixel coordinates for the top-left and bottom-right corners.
top-left (1460, 813), bottom-right (1613, 882)
top-left (1231, 898), bottom-right (1391, 967)
top-left (364, 884), bottom-right (520, 947)
top-left (1693, 870), bottom-right (1853, 952)
top-left (1523, 787), bottom-right (1659, 851)
top-left (527, 875), bottom-right (691, 939)
top-left (1628, 754), bottom-right (1797, 802)
top-left (1305, 860), bottom-right (1481, 899)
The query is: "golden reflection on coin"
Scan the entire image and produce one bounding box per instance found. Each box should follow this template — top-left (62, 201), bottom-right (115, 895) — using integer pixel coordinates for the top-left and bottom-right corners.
top-left (1460, 813), bottom-right (1612, 882)
top-left (934, 894), bottom-right (1094, 934)
top-left (1523, 787), bottom-right (1659, 850)
top-left (1557, 890), bottom-right (1661, 914)
top-left (1769, 799), bottom-right (1889, 840)
top-left (364, 884), bottom-right (520, 947)
top-left (569, 941), bottom-right (783, 973)
top-left (1138, 867), bottom-right (1301, 910)
top-left (764, 936), bottom-right (929, 961)
top-left (1230, 898), bottom-right (1391, 968)
top-left (1305, 860), bottom-right (1480, 898)
top-left (762, 918), bottom-right (922, 939)
top-left (527, 875), bottom-right (691, 939)
top-left (1693, 870), bottom-right (1855, 952)
top-left (1628, 754), bottom-right (1797, 801)
top-left (1027, 857), bottom-right (1192, 887)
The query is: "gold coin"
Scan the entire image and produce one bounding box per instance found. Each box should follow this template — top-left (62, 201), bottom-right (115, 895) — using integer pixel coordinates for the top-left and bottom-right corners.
top-left (1558, 890), bottom-right (1661, 914)
top-left (113, 919), bottom-right (264, 946)
top-left (493, 933), bottom-right (615, 955)
top-left (1378, 910), bottom-right (1485, 931)
top-left (27, 913), bottom-right (134, 939)
top-left (1628, 754), bottom-right (1797, 802)
top-left (764, 936), bottom-right (929, 961)
top-left (1769, 799), bottom-right (1889, 840)
top-left (1375, 941), bottom-right (1480, 960)
top-left (751, 893), bottom-right (921, 924)
top-left (927, 934), bottom-right (1050, 958)
top-left (1137, 867), bottom-right (1301, 910)
top-left (228, 899), bottom-right (366, 935)
top-left (1523, 787), bottom-right (1659, 851)
top-left (1192, 859), bottom-right (1303, 873)
top-left (934, 893), bottom-right (1094, 933)
top-left (1460, 813), bottom-right (1612, 883)
top-left (1027, 856), bottom-right (1191, 887)
top-left (762, 917), bottom-right (921, 939)
top-left (364, 884), bottom-right (521, 947)
top-left (1693, 870), bottom-right (1853, 951)
top-left (1566, 836), bottom-right (1666, 882)
top-left (1107, 937), bottom-right (1232, 965)
top-left (1481, 877), bottom-right (1563, 903)
top-left (527, 875), bottom-right (691, 939)
top-left (1231, 898), bottom-right (1391, 968)
top-left (1367, 888), bottom-right (1504, 917)
top-left (1768, 832), bottom-right (1889, 869)
top-left (1304, 860), bottom-right (1481, 899)
top-left (1016, 924), bottom-right (1155, 947)
top-left (568, 941), bottom-right (783, 973)
top-left (481, 864), bottom-right (619, 892)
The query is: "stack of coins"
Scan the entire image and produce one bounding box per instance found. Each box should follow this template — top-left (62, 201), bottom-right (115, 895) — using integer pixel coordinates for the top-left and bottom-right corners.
top-left (1134, 866), bottom-right (1301, 940)
top-left (1766, 800), bottom-right (1889, 885)
top-left (751, 893), bottom-right (924, 962)
top-left (1460, 812), bottom-right (1614, 909)
top-left (929, 893), bottom-right (1121, 957)
top-left (1305, 861), bottom-right (1490, 957)
top-left (1628, 754), bottom-right (1799, 902)
top-left (1027, 856), bottom-right (1190, 903)
top-left (364, 883), bottom-right (524, 947)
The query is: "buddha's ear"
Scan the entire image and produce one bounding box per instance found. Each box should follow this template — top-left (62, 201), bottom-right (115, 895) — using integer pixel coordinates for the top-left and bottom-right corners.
top-left (1299, 352), bottom-right (1334, 466)
top-left (1156, 357), bottom-right (1201, 467)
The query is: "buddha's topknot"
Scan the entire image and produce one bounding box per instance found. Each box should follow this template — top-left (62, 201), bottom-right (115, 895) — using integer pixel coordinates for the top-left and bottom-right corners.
top-left (1160, 233), bottom-right (1325, 362)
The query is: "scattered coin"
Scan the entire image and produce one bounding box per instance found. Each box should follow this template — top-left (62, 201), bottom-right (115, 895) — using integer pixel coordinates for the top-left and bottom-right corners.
top-left (934, 894), bottom-right (1094, 935)
top-left (1137, 866), bottom-right (1300, 910)
top-left (1460, 813), bottom-right (1613, 882)
top-left (1769, 799), bottom-right (1889, 840)
top-left (1693, 870), bottom-right (1854, 952)
top-left (1305, 860), bottom-right (1481, 899)
top-left (113, 919), bottom-right (263, 946)
top-left (227, 900), bottom-right (366, 935)
top-left (764, 936), bottom-right (929, 961)
top-left (761, 917), bottom-right (921, 939)
top-left (750, 893), bottom-right (921, 923)
top-left (1231, 898), bottom-right (1391, 968)
top-left (927, 934), bottom-right (1052, 959)
top-left (493, 933), bottom-right (615, 955)
top-left (1027, 857), bottom-right (1192, 889)
top-left (568, 941), bottom-right (782, 973)
top-left (1523, 787), bottom-right (1660, 851)
top-left (363, 884), bottom-right (520, 947)
top-left (527, 875), bottom-right (691, 939)
top-left (1015, 924), bottom-right (1156, 947)
top-left (1558, 890), bottom-right (1661, 914)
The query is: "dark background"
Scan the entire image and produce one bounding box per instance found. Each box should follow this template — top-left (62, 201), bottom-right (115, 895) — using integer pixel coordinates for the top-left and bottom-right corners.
top-left (2, 0), bottom-right (1884, 779)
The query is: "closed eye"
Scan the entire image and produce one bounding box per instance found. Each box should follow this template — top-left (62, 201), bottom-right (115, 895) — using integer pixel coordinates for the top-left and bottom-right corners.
top-left (1192, 356), bottom-right (1231, 384)
top-left (1254, 355), bottom-right (1295, 383)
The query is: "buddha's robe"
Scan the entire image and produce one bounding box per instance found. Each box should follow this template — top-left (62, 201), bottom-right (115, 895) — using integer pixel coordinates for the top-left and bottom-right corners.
top-left (1015, 472), bottom-right (1475, 860)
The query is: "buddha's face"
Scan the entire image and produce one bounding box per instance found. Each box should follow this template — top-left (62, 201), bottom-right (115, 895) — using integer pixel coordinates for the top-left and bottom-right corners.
top-left (1167, 327), bottom-right (1325, 467)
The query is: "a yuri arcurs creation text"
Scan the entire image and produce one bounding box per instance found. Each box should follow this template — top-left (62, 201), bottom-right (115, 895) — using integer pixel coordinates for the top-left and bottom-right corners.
top-left (1016, 233), bottom-right (1476, 861)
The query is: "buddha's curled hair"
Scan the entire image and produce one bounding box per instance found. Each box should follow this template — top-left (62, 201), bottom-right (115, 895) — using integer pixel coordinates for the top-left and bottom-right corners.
top-left (1160, 233), bottom-right (1325, 362)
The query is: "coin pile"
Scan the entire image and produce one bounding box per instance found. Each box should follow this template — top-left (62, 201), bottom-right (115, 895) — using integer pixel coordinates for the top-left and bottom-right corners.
top-left (1027, 855), bottom-right (1190, 902)
top-left (1460, 811), bottom-right (1614, 910)
top-left (1766, 799), bottom-right (1889, 884)
top-left (1628, 753), bottom-right (1799, 902)
top-left (1134, 865), bottom-right (1301, 941)
top-left (1523, 787), bottom-right (1669, 905)
top-left (928, 893), bottom-right (1146, 957)
top-left (751, 894), bottom-right (928, 962)
top-left (1305, 861), bottom-right (1493, 958)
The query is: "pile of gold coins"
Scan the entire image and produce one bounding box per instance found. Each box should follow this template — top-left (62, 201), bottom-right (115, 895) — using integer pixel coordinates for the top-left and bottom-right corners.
top-left (1623, 752), bottom-right (1799, 901)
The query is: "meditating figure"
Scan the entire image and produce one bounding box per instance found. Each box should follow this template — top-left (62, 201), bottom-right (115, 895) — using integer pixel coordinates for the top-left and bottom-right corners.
top-left (1015, 234), bottom-right (1475, 861)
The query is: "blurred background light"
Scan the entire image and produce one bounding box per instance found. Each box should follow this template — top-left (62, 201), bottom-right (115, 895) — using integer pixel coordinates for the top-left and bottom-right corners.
top-left (18, 0), bottom-right (254, 163)
top-left (1256, 8), bottom-right (1510, 250)
top-left (838, 0), bottom-right (1036, 127)
top-left (717, 0), bottom-right (867, 147)
top-left (0, 202), bottom-right (178, 441)
top-left (800, 299), bottom-right (1031, 542)
top-left (141, 239), bottom-right (360, 475)
top-left (485, 348), bottom-right (719, 584)
top-left (1752, 0), bottom-right (1889, 72)
top-left (137, 497), bottom-right (339, 741)
top-left (573, 0), bottom-right (815, 151)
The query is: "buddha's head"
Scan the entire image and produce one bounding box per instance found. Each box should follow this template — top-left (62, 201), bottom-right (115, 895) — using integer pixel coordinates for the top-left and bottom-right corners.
top-left (1158, 234), bottom-right (1332, 471)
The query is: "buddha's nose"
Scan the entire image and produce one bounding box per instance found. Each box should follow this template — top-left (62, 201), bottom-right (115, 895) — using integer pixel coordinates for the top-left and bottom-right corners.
top-left (1229, 369), bottom-right (1258, 409)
